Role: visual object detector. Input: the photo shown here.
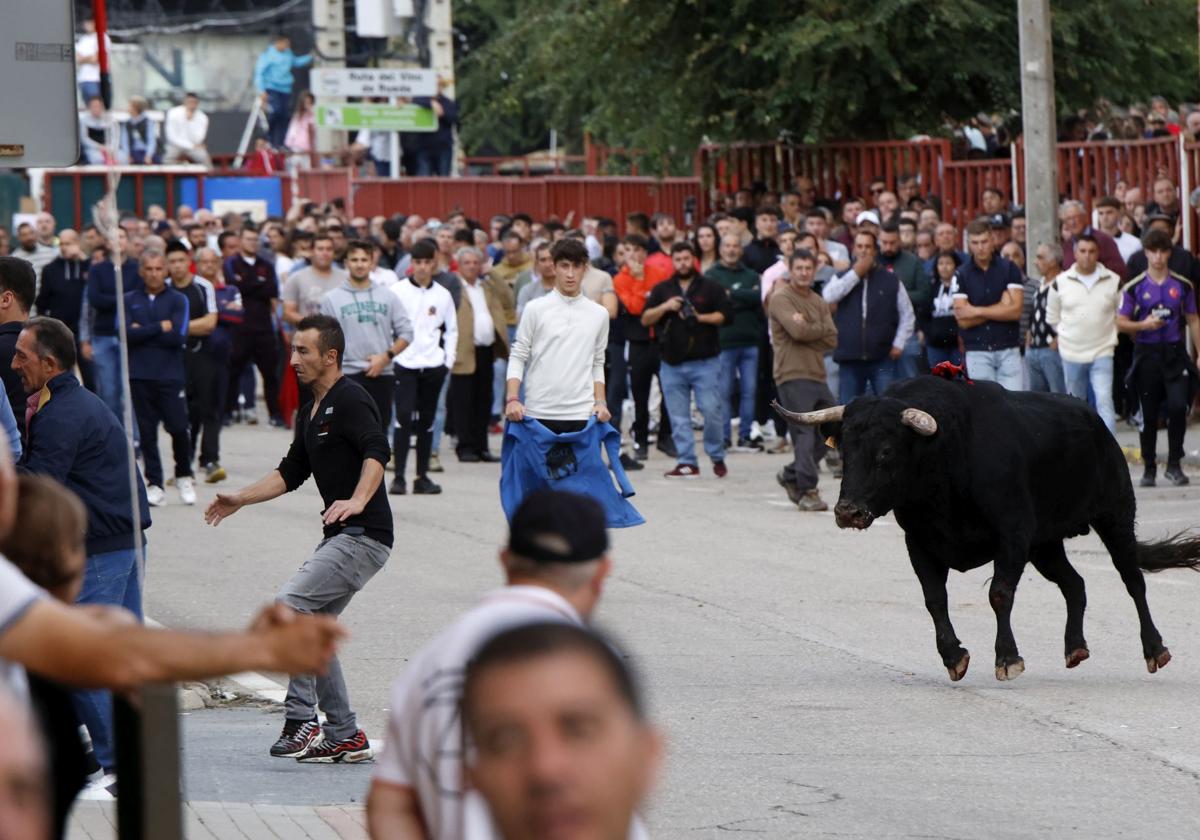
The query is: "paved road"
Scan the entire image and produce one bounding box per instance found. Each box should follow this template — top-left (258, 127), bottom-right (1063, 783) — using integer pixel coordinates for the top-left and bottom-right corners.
top-left (135, 419), bottom-right (1200, 838)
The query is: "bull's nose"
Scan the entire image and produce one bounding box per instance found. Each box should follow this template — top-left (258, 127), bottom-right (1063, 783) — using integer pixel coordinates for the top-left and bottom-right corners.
top-left (834, 500), bottom-right (873, 530)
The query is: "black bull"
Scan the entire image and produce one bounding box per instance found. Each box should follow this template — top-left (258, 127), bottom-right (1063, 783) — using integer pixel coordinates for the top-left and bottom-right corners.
top-left (774, 375), bottom-right (1200, 682)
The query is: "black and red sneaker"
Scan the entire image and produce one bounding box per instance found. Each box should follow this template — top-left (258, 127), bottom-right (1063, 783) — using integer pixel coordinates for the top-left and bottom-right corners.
top-left (712, 461), bottom-right (728, 478)
top-left (270, 718), bottom-right (322, 758)
top-left (296, 729), bottom-right (373, 763)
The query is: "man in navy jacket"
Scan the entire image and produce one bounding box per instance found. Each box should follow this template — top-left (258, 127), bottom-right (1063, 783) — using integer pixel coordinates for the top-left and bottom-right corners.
top-left (84, 229), bottom-right (140, 417)
top-left (125, 250), bottom-right (193, 506)
top-left (13, 314), bottom-right (151, 781)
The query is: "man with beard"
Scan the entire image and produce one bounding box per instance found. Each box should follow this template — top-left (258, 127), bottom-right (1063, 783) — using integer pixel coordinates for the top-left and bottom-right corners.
top-left (641, 242), bottom-right (733, 479)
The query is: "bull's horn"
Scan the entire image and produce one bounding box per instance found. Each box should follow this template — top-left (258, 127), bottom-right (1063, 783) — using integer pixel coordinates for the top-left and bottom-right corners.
top-left (771, 401), bottom-right (845, 425)
top-left (900, 407), bottom-right (937, 436)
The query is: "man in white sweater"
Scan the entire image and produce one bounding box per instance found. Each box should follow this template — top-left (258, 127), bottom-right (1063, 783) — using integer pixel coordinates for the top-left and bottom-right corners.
top-left (505, 239), bottom-right (610, 433)
top-left (1047, 233), bottom-right (1122, 435)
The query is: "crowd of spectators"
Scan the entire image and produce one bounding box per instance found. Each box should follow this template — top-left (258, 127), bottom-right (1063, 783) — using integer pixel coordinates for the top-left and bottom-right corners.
top-left (1, 139), bottom-right (1198, 832)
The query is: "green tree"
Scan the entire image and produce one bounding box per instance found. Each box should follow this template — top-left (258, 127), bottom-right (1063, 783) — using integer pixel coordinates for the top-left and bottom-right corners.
top-left (455, 0), bottom-right (1199, 164)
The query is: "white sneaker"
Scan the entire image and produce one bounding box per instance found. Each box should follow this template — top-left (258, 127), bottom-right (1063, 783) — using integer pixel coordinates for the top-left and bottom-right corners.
top-left (78, 773), bottom-right (117, 801)
top-left (177, 477), bottom-right (196, 506)
top-left (146, 485), bottom-right (166, 507)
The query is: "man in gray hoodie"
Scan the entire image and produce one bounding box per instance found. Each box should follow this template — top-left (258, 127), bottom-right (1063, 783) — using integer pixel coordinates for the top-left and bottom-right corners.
top-left (320, 240), bottom-right (413, 431)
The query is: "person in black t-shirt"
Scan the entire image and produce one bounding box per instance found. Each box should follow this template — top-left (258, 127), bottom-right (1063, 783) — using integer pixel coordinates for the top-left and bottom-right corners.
top-left (205, 314), bottom-right (391, 764)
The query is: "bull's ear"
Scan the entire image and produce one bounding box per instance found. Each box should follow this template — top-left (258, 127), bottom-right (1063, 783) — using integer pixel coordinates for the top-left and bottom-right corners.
top-left (819, 421), bottom-right (842, 447)
top-left (900, 408), bottom-right (937, 436)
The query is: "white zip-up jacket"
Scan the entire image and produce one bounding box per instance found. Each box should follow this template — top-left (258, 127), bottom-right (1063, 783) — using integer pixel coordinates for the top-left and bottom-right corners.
top-left (1046, 264), bottom-right (1121, 363)
top-left (391, 277), bottom-right (458, 371)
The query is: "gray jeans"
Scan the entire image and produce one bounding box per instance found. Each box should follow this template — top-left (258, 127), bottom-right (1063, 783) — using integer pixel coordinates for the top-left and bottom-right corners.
top-left (277, 531), bottom-right (390, 740)
top-left (777, 378), bottom-right (836, 493)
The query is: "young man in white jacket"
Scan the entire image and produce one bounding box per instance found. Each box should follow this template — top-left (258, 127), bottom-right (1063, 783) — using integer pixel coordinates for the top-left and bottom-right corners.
top-left (390, 251), bottom-right (457, 495)
top-left (1047, 233), bottom-right (1123, 435)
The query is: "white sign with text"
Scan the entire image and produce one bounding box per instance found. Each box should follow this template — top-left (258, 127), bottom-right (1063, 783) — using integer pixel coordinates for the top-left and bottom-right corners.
top-left (311, 68), bottom-right (436, 99)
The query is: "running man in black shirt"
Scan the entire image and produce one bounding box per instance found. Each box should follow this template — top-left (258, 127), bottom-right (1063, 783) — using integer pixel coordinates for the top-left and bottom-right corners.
top-left (204, 314), bottom-right (391, 763)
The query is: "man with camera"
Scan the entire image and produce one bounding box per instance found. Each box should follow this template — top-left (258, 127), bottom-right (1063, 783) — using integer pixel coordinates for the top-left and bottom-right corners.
top-left (641, 241), bottom-right (734, 479)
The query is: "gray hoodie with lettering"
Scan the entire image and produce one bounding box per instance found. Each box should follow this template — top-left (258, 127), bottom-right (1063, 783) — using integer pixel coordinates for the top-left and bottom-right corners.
top-left (319, 280), bottom-right (414, 375)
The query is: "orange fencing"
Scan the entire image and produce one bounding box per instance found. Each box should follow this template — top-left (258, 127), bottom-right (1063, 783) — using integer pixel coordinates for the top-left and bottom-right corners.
top-left (1052, 137), bottom-right (1179, 215)
top-left (943, 159), bottom-right (1015, 229)
top-left (697, 140), bottom-right (951, 215)
top-left (351, 177), bottom-right (702, 225)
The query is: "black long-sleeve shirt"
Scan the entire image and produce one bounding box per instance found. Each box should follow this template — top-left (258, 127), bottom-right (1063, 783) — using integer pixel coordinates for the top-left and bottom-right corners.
top-left (223, 254), bottom-right (278, 334)
top-left (276, 376), bottom-right (393, 546)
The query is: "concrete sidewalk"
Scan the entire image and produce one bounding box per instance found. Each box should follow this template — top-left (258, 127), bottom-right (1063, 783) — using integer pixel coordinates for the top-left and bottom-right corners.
top-left (67, 800), bottom-right (366, 839)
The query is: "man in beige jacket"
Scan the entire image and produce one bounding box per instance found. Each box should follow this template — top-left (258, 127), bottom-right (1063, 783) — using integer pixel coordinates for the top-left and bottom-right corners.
top-left (767, 249), bottom-right (838, 511)
top-left (1047, 233), bottom-right (1122, 435)
top-left (451, 246), bottom-right (510, 462)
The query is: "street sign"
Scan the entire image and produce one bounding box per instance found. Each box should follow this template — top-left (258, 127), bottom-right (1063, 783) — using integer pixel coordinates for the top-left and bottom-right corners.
top-left (316, 104), bottom-right (436, 132)
top-left (311, 68), bottom-right (437, 98)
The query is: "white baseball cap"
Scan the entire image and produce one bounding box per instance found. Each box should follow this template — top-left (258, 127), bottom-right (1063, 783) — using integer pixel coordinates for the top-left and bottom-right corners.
top-left (855, 210), bottom-right (881, 227)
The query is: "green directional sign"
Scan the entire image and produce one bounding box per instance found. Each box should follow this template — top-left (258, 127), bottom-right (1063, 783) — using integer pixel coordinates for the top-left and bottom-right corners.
top-left (316, 104), bottom-right (436, 132)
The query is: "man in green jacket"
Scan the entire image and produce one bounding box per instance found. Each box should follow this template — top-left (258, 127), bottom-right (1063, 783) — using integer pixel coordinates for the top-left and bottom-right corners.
top-left (879, 220), bottom-right (931, 379)
top-left (708, 235), bottom-right (765, 450)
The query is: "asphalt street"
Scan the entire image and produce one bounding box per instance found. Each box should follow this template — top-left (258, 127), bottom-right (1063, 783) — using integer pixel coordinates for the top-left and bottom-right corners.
top-left (143, 418), bottom-right (1200, 839)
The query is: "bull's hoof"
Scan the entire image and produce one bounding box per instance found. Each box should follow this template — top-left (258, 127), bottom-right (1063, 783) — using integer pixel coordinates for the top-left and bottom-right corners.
top-left (946, 651), bottom-right (970, 681)
top-left (1146, 648), bottom-right (1172, 674)
top-left (1066, 647), bottom-right (1090, 669)
top-left (994, 657), bottom-right (1025, 681)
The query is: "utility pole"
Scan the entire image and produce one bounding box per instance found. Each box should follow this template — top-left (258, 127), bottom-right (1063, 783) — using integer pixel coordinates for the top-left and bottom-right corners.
top-left (1018, 0), bottom-right (1059, 262)
top-left (313, 0), bottom-right (347, 157)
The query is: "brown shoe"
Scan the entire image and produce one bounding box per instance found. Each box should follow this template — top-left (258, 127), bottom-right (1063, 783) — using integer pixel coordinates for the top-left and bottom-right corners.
top-left (796, 489), bottom-right (828, 512)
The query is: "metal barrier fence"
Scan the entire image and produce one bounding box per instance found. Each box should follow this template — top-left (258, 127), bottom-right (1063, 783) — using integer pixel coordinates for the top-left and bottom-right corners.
top-left (351, 176), bottom-right (703, 224)
top-left (696, 139), bottom-right (952, 215)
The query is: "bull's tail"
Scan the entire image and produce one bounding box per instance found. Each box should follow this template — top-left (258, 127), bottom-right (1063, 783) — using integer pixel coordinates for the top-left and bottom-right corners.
top-left (1137, 532), bottom-right (1200, 573)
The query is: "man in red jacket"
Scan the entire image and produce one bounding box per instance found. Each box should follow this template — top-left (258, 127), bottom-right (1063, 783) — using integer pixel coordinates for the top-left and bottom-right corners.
top-left (613, 234), bottom-right (673, 460)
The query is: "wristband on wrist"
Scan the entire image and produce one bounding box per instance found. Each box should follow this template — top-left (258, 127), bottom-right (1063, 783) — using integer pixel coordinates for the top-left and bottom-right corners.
top-left (506, 396), bottom-right (522, 404)
top-left (593, 399), bottom-right (607, 405)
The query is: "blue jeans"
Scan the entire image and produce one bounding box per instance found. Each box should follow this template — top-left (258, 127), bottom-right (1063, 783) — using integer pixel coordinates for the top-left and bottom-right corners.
top-left (1063, 355), bottom-right (1116, 435)
top-left (965, 347), bottom-right (1022, 390)
top-left (412, 147), bottom-right (453, 176)
top-left (892, 333), bottom-right (924, 380)
top-left (266, 89), bottom-right (291, 148)
top-left (431, 371), bottom-right (451, 453)
top-left (660, 357), bottom-right (725, 466)
top-left (492, 326), bottom-right (517, 419)
top-left (92, 335), bottom-right (124, 419)
top-left (73, 546), bottom-right (145, 772)
top-left (719, 346), bottom-right (758, 442)
top-left (926, 345), bottom-right (962, 369)
top-left (1027, 346), bottom-right (1066, 394)
top-left (79, 81), bottom-right (101, 105)
top-left (837, 358), bottom-right (895, 404)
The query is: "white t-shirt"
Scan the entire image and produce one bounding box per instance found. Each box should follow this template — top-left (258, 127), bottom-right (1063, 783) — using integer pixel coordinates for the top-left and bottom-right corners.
top-left (371, 266), bottom-right (401, 288)
top-left (1075, 267), bottom-right (1101, 290)
top-left (1113, 230), bottom-right (1143, 264)
top-left (164, 106), bottom-right (209, 151)
top-left (75, 33), bottom-right (111, 84)
top-left (0, 555), bottom-right (44, 701)
top-left (373, 586), bottom-right (583, 840)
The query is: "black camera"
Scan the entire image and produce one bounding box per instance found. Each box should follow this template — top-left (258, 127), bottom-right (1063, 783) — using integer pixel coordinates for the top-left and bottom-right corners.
top-left (679, 298), bottom-right (696, 320)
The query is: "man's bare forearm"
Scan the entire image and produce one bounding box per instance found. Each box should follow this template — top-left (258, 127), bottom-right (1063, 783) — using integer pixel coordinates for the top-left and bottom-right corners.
top-left (234, 471), bottom-right (290, 506)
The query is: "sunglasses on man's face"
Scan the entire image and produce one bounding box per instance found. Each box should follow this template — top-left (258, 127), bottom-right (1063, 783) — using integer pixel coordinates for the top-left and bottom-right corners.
top-left (870, 187), bottom-right (885, 194)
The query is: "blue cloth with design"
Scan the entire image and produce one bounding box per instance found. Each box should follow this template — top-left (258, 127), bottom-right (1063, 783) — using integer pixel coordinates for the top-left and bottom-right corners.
top-left (501, 418), bottom-right (644, 528)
